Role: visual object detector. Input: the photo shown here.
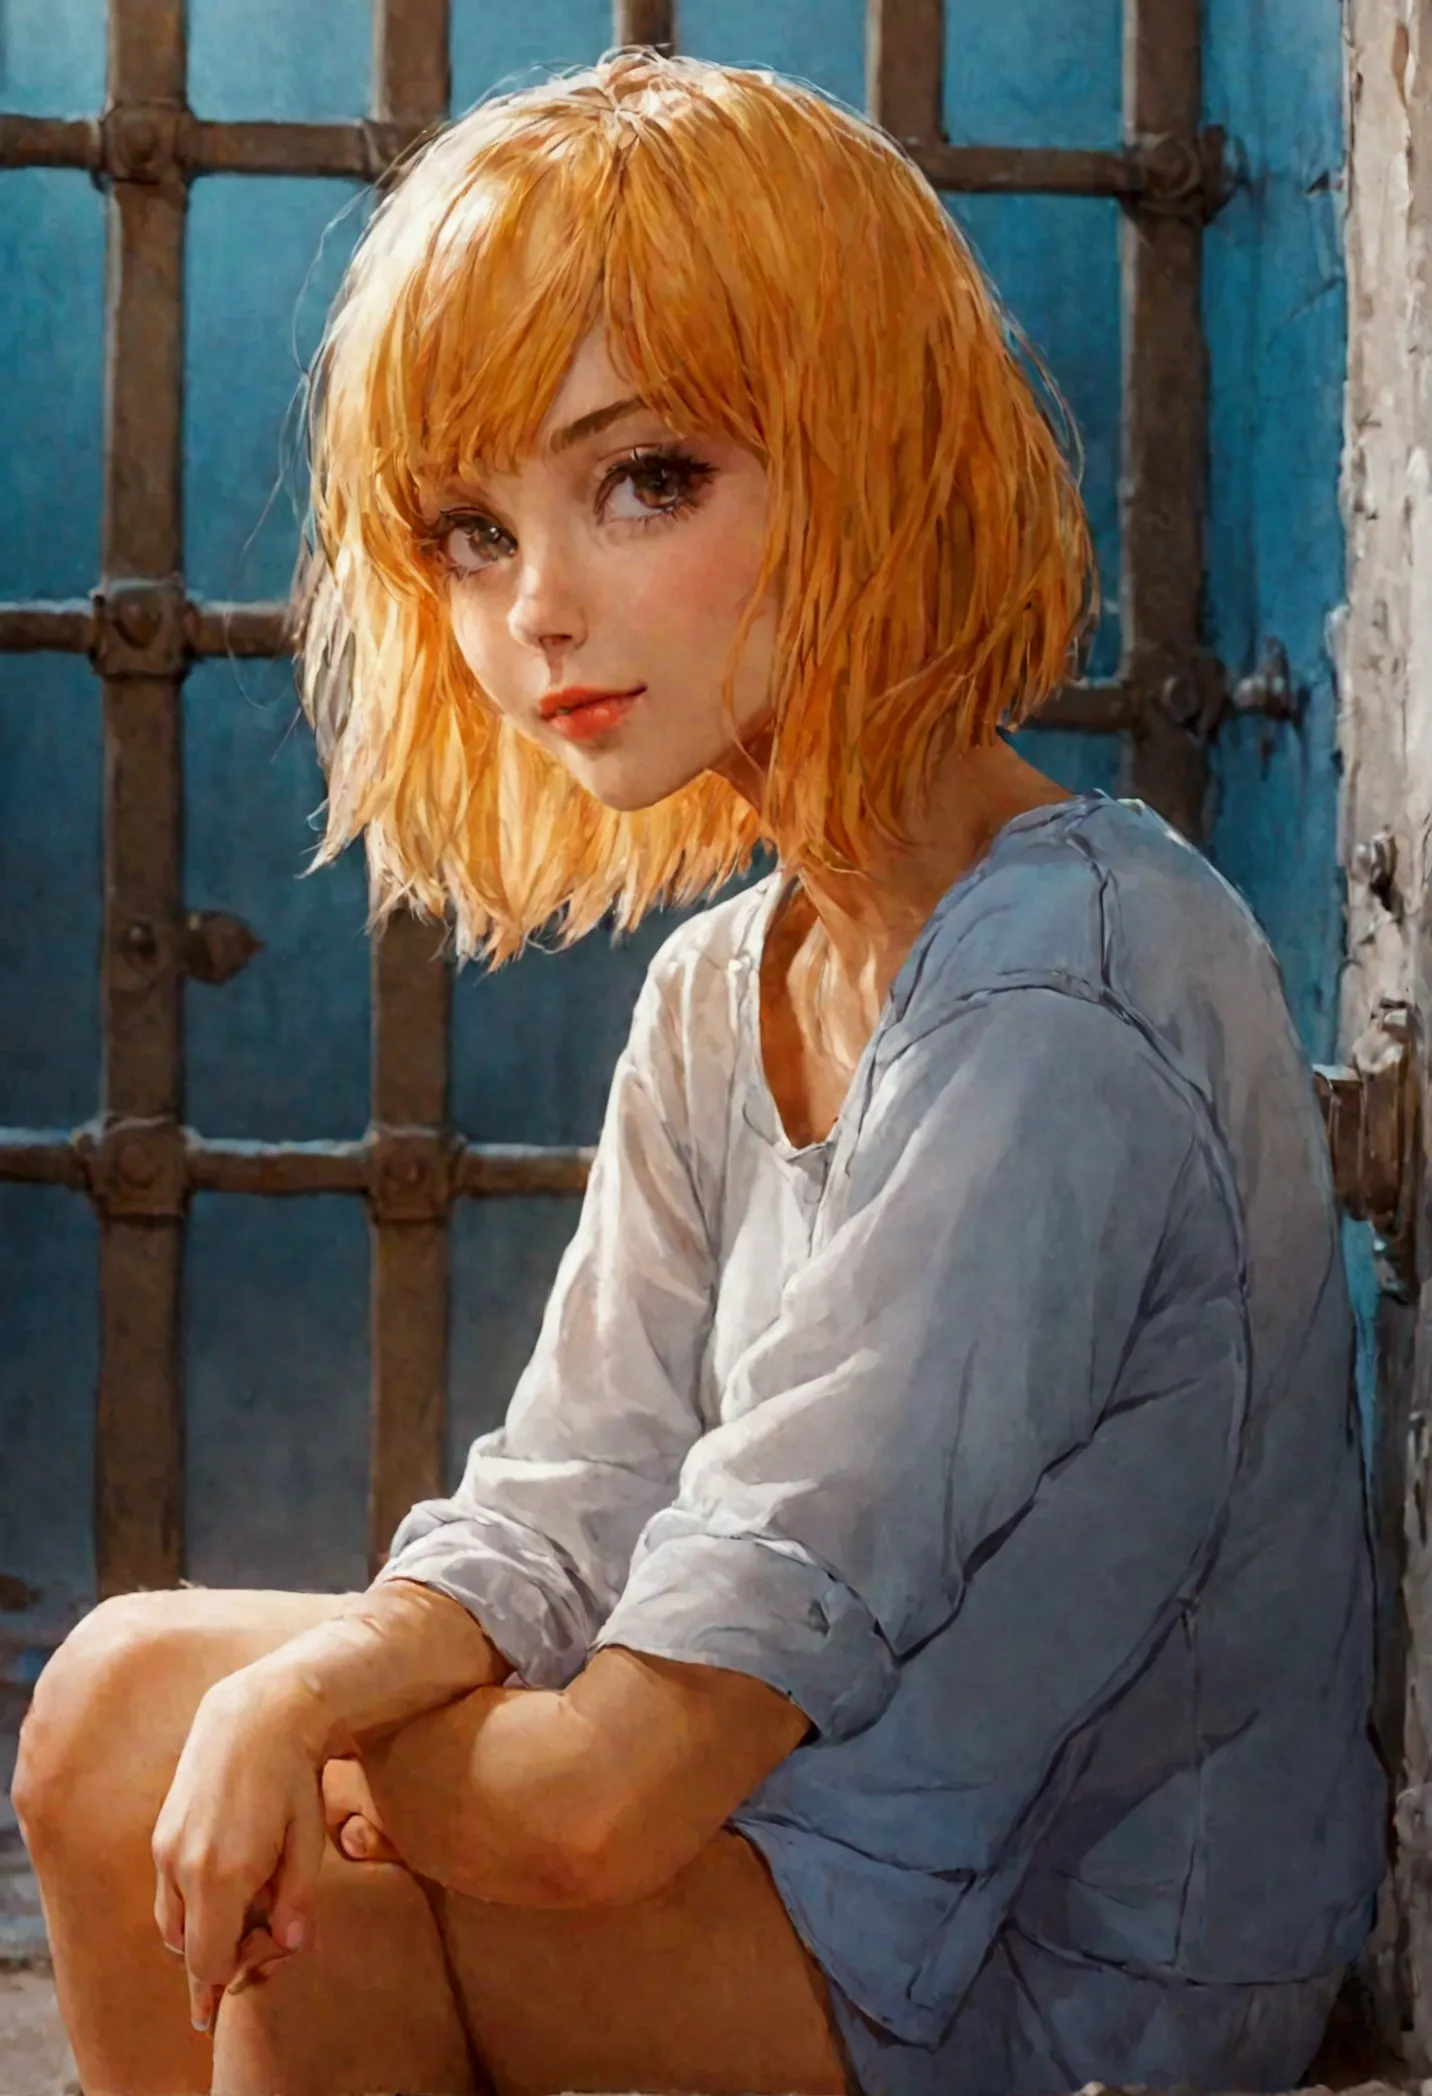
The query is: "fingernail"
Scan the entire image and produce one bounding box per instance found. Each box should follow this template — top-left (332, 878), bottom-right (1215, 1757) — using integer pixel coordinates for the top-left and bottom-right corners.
top-left (192, 2008), bottom-right (211, 2033)
top-left (279, 1916), bottom-right (307, 1951)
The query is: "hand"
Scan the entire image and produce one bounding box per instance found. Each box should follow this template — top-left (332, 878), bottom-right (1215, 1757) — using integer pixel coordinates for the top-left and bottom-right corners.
top-left (151, 1669), bottom-right (330, 2034)
top-left (321, 1754), bottom-right (402, 1864)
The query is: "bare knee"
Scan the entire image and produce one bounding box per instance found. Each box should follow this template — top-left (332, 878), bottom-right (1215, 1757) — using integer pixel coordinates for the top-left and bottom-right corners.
top-left (13, 1591), bottom-right (202, 1855)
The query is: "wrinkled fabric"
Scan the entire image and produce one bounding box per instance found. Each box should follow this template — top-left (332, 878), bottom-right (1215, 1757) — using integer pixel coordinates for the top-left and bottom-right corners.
top-left (379, 791), bottom-right (1384, 2096)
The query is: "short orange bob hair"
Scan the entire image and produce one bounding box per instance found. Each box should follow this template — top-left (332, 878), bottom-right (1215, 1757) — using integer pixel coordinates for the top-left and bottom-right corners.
top-left (298, 49), bottom-right (1096, 965)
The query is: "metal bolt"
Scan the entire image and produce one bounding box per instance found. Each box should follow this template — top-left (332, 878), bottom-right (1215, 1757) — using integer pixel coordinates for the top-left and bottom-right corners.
top-left (116, 597), bottom-right (161, 646)
top-left (117, 1140), bottom-right (157, 1189)
top-left (1230, 639), bottom-right (1298, 721)
top-left (123, 918), bottom-right (159, 961)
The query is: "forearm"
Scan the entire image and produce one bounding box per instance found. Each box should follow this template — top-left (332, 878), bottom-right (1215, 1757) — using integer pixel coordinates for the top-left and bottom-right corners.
top-left (360, 1682), bottom-right (603, 1906)
top-left (358, 1646), bottom-right (812, 1910)
top-left (236, 1577), bottom-right (512, 1762)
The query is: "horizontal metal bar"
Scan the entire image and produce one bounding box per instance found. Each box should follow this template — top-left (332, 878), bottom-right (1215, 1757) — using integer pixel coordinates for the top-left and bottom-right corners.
top-left (913, 142), bottom-right (1136, 196)
top-left (189, 601), bottom-right (294, 657)
top-left (190, 1138), bottom-right (370, 1195)
top-left (0, 1134), bottom-right (89, 1190)
top-left (0, 114), bottom-right (93, 169)
top-left (0, 110), bottom-right (1225, 214)
top-left (0, 598), bottom-right (1140, 733)
top-left (0, 598), bottom-right (292, 658)
top-left (455, 1146), bottom-right (592, 1195)
top-left (0, 111), bottom-right (425, 181)
top-left (0, 1127), bottom-right (594, 1199)
top-left (1025, 679), bottom-right (1139, 734)
top-left (0, 601), bottom-right (96, 651)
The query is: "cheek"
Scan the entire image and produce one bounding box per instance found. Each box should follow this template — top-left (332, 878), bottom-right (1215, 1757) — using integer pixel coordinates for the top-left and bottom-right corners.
top-left (447, 588), bottom-right (492, 678)
top-left (446, 585), bottom-right (522, 721)
top-left (628, 511), bottom-right (769, 646)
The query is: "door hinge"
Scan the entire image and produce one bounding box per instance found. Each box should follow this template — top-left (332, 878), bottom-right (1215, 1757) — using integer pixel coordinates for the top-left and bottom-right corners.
top-left (1314, 1000), bottom-right (1421, 1299)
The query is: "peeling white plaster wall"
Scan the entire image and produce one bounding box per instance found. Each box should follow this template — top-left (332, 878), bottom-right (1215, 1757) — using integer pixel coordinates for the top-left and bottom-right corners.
top-left (1340, 0), bottom-right (1432, 1036)
top-left (1342, 1), bottom-right (1432, 2061)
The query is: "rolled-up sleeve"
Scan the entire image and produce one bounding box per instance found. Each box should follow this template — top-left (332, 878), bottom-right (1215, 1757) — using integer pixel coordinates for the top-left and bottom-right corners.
top-left (375, 952), bottom-right (715, 1689)
top-left (594, 987), bottom-right (1248, 1744)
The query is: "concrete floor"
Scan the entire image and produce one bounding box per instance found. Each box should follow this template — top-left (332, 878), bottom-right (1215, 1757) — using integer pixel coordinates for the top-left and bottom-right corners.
top-left (0, 1969), bottom-right (77, 2096)
top-left (1, 1699), bottom-right (77, 2092)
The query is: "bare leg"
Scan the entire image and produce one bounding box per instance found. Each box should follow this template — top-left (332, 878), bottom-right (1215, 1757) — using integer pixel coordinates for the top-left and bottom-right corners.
top-left (13, 1588), bottom-right (475, 2096)
top-left (216, 1823), bottom-right (849, 2096)
top-left (434, 1828), bottom-right (850, 2096)
top-left (219, 1660), bottom-right (851, 2096)
top-left (19, 1591), bottom-right (851, 2095)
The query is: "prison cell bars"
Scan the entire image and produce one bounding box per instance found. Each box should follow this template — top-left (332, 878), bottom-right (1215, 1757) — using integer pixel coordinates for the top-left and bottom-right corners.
top-left (0, 0), bottom-right (1307, 1600)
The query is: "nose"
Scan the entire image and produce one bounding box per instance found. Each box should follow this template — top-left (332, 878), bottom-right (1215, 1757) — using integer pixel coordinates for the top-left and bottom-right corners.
top-left (507, 534), bottom-right (587, 659)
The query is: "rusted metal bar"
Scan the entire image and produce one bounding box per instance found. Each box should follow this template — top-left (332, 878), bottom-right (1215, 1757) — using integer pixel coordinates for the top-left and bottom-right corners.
top-left (0, 584), bottom-right (1241, 738)
top-left (454, 1146), bottom-right (593, 1196)
top-left (0, 1129), bottom-right (596, 1198)
top-left (613, 0), bottom-right (675, 54)
top-left (187, 600), bottom-right (294, 657)
top-left (0, 601), bottom-right (95, 651)
top-left (0, 114), bottom-right (95, 168)
top-left (866, 0), bottom-right (944, 145)
top-left (912, 136), bottom-right (1226, 216)
top-left (0, 1133), bottom-right (90, 1191)
top-left (0, 598), bottom-right (292, 658)
top-left (0, 107), bottom-right (1228, 215)
top-left (365, 2), bottom-right (454, 1581)
top-left (191, 117), bottom-right (424, 180)
top-left (0, 111), bottom-right (419, 182)
top-left (1027, 679), bottom-right (1140, 735)
top-left (1118, 0), bottom-right (1210, 841)
top-left (91, 0), bottom-right (190, 1601)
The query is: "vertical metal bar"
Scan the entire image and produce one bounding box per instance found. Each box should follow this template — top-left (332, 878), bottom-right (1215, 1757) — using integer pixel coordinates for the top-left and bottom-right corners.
top-left (367, 0), bottom-right (453, 1576)
top-left (1119, 0), bottom-right (1209, 841)
top-left (613, 0), bottom-right (676, 53)
top-left (95, 0), bottom-right (188, 1597)
top-left (373, 0), bottom-right (450, 124)
top-left (866, 0), bottom-right (945, 146)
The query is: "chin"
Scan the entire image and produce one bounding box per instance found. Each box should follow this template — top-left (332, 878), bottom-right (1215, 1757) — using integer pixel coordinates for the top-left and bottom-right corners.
top-left (580, 774), bottom-right (688, 814)
top-left (568, 750), bottom-right (712, 814)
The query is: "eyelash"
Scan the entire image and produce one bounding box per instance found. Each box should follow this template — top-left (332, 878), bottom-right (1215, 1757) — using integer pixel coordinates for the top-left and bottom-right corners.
top-left (429, 445), bottom-right (716, 578)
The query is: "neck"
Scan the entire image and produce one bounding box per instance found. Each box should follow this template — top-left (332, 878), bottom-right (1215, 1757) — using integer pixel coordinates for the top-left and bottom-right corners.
top-left (716, 720), bottom-right (1077, 1016)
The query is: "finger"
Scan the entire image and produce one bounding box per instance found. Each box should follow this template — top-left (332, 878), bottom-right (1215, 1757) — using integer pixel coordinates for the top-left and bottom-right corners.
top-left (227, 1922), bottom-right (289, 1996)
top-left (339, 1813), bottom-right (401, 1864)
top-left (266, 1791), bottom-right (328, 1957)
top-left (181, 1868), bottom-right (252, 2026)
top-left (153, 1869), bottom-right (187, 1960)
top-left (321, 1756), bottom-right (369, 1843)
top-left (190, 1977), bottom-right (221, 2035)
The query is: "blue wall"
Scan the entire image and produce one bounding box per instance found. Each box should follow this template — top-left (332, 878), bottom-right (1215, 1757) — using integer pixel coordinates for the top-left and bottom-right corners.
top-left (0, 0), bottom-right (1354, 1655)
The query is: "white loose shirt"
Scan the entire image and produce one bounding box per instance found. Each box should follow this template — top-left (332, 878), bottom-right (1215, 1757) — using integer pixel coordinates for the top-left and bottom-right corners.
top-left (379, 791), bottom-right (1383, 2096)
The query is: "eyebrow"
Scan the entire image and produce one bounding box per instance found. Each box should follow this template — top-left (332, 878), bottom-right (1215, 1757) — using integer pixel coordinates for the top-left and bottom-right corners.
top-left (548, 395), bottom-right (652, 453)
top-left (422, 396), bottom-right (661, 523)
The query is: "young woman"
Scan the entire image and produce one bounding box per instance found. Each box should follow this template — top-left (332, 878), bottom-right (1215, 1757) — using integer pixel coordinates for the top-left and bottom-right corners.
top-left (16, 48), bottom-right (1383, 2096)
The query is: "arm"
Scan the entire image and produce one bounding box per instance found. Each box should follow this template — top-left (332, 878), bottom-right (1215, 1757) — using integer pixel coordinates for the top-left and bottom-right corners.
top-left (299, 989), bottom-right (1243, 1918)
top-left (355, 1646), bottom-right (809, 1905)
top-left (231, 938), bottom-right (716, 1754)
top-left (541, 990), bottom-right (1239, 1922)
top-left (364, 949), bottom-right (715, 1687)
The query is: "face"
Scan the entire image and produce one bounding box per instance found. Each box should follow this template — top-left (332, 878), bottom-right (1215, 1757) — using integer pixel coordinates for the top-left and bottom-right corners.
top-left (421, 329), bottom-right (779, 811)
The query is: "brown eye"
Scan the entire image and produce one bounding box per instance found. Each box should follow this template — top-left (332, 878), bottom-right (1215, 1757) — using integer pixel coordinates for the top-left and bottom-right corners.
top-left (438, 515), bottom-right (513, 576)
top-left (600, 448), bottom-right (715, 524)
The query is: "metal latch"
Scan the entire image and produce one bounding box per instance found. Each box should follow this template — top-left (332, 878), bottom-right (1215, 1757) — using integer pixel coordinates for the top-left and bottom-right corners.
top-left (1313, 999), bottom-right (1420, 1298)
